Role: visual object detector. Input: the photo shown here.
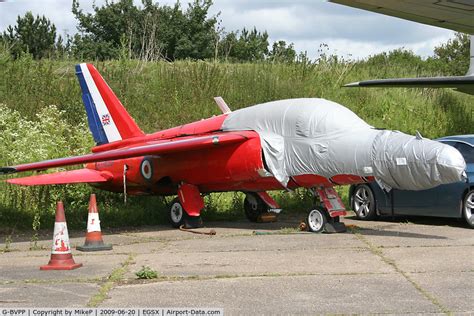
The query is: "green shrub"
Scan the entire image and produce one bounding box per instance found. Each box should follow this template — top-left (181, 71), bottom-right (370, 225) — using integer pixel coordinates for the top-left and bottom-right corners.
top-left (135, 266), bottom-right (159, 279)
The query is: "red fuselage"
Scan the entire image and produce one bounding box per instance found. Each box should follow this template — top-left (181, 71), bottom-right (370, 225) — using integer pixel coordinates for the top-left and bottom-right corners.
top-left (86, 115), bottom-right (372, 196)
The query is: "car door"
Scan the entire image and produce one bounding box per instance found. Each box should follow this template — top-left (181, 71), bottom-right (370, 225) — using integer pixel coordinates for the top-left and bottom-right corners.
top-left (391, 186), bottom-right (440, 216)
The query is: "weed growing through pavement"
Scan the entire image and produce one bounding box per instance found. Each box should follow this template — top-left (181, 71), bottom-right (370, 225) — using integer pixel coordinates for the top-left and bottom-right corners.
top-left (2, 234), bottom-right (12, 252)
top-left (135, 265), bottom-right (159, 279)
top-left (29, 212), bottom-right (41, 250)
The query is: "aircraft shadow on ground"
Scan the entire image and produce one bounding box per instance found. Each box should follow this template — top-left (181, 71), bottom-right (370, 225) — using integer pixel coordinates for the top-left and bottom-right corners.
top-left (1, 214), bottom-right (467, 244)
top-left (366, 215), bottom-right (467, 229)
top-left (353, 227), bottom-right (448, 239)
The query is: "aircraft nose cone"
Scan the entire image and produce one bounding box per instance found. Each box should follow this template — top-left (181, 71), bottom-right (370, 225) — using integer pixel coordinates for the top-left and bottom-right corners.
top-left (371, 131), bottom-right (466, 190)
top-left (436, 145), bottom-right (466, 183)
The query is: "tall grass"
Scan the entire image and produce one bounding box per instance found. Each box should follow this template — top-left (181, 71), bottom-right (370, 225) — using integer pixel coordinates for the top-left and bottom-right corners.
top-left (0, 54), bottom-right (472, 230)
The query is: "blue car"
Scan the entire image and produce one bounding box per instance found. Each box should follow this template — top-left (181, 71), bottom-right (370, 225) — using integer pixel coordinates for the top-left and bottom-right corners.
top-left (349, 135), bottom-right (474, 228)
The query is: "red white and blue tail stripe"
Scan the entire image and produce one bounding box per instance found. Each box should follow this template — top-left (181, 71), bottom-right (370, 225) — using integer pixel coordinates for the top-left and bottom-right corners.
top-left (75, 63), bottom-right (144, 145)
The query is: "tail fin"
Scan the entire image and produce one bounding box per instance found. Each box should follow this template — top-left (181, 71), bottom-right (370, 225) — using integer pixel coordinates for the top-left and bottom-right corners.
top-left (75, 63), bottom-right (145, 145)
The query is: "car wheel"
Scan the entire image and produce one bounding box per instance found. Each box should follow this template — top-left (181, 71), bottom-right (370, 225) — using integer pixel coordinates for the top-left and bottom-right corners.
top-left (169, 199), bottom-right (188, 228)
top-left (352, 184), bottom-right (377, 220)
top-left (244, 193), bottom-right (269, 222)
top-left (307, 208), bottom-right (327, 233)
top-left (462, 190), bottom-right (474, 228)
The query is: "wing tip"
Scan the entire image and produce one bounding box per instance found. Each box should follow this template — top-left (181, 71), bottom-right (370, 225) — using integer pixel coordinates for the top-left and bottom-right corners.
top-left (343, 82), bottom-right (361, 87)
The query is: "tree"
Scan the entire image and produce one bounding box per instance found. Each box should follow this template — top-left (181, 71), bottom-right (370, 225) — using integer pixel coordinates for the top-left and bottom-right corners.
top-left (71, 0), bottom-right (217, 61)
top-left (1, 12), bottom-right (57, 59)
top-left (218, 31), bottom-right (237, 61)
top-left (72, 0), bottom-right (139, 60)
top-left (269, 40), bottom-right (296, 63)
top-left (222, 28), bottom-right (269, 62)
top-left (174, 0), bottom-right (216, 59)
top-left (432, 32), bottom-right (470, 76)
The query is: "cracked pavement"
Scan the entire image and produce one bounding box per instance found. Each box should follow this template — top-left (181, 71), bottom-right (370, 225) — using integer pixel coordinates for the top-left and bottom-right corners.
top-left (0, 214), bottom-right (472, 315)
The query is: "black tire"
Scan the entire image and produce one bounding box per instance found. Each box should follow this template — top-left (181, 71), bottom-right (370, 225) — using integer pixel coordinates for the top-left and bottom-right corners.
top-left (244, 193), bottom-right (269, 222)
top-left (462, 190), bottom-right (474, 229)
top-left (352, 184), bottom-right (377, 220)
top-left (306, 208), bottom-right (327, 233)
top-left (169, 199), bottom-right (188, 228)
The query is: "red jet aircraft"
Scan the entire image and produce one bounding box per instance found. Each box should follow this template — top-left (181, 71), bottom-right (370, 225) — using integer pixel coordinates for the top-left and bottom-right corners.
top-left (1, 64), bottom-right (466, 232)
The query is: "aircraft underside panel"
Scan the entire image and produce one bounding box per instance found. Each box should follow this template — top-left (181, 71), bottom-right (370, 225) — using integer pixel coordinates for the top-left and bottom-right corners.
top-left (329, 0), bottom-right (474, 34)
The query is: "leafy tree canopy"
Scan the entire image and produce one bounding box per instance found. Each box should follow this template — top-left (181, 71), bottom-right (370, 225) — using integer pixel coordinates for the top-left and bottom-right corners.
top-left (220, 28), bottom-right (270, 62)
top-left (1, 12), bottom-right (58, 59)
top-left (432, 32), bottom-right (470, 76)
top-left (72, 0), bottom-right (217, 61)
top-left (269, 40), bottom-right (297, 63)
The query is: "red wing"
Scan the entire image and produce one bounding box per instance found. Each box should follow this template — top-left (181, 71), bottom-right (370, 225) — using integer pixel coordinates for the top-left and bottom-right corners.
top-left (7, 169), bottom-right (113, 186)
top-left (1, 132), bottom-right (253, 175)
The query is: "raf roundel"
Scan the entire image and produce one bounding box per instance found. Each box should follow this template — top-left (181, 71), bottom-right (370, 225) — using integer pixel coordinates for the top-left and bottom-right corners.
top-left (140, 158), bottom-right (153, 181)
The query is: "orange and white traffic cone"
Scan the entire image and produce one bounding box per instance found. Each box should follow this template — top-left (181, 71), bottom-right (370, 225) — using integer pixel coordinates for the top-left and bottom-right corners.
top-left (77, 194), bottom-right (112, 252)
top-left (40, 201), bottom-right (82, 270)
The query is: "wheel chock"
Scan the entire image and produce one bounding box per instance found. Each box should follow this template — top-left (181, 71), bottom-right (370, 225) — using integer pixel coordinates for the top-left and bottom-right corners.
top-left (257, 212), bottom-right (278, 223)
top-left (324, 222), bottom-right (347, 234)
top-left (183, 215), bottom-right (203, 229)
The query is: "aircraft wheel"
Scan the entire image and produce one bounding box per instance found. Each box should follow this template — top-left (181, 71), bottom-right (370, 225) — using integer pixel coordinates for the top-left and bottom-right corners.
top-left (306, 208), bottom-right (327, 233)
top-left (352, 184), bottom-right (377, 220)
top-left (462, 190), bottom-right (474, 229)
top-left (169, 199), bottom-right (188, 228)
top-left (244, 193), bottom-right (269, 222)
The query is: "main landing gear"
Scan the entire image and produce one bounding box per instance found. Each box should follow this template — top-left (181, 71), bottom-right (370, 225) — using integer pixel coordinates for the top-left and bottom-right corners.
top-left (306, 187), bottom-right (347, 234)
top-left (244, 192), bottom-right (281, 223)
top-left (168, 185), bottom-right (282, 229)
top-left (168, 183), bottom-right (204, 229)
top-left (167, 182), bottom-right (345, 233)
top-left (169, 198), bottom-right (203, 229)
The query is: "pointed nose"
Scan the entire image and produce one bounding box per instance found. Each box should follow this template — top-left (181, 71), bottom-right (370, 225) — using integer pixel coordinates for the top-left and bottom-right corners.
top-left (371, 131), bottom-right (466, 190)
top-left (436, 145), bottom-right (466, 184)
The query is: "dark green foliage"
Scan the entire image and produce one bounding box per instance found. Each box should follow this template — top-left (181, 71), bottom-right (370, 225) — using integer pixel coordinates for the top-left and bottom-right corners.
top-left (220, 28), bottom-right (270, 62)
top-left (1, 12), bottom-right (58, 59)
top-left (71, 0), bottom-right (217, 61)
top-left (0, 1), bottom-right (470, 71)
top-left (174, 0), bottom-right (216, 60)
top-left (135, 266), bottom-right (158, 279)
top-left (269, 40), bottom-right (297, 63)
top-left (431, 32), bottom-right (471, 76)
top-left (362, 49), bottom-right (426, 78)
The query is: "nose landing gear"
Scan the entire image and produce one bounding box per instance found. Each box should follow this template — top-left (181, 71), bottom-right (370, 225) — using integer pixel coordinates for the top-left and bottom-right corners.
top-left (306, 187), bottom-right (347, 233)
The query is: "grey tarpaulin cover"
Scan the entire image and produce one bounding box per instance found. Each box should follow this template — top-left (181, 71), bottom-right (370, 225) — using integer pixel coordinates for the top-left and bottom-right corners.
top-left (222, 98), bottom-right (466, 190)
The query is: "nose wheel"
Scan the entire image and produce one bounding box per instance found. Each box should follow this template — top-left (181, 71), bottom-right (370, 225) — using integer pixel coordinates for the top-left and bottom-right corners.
top-left (305, 187), bottom-right (347, 233)
top-left (307, 208), bottom-right (327, 233)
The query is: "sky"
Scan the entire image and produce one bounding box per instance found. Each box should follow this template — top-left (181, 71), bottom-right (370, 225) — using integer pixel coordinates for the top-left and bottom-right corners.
top-left (0, 0), bottom-right (456, 60)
